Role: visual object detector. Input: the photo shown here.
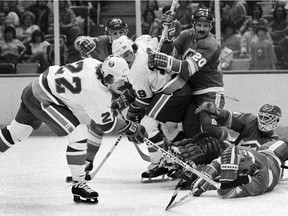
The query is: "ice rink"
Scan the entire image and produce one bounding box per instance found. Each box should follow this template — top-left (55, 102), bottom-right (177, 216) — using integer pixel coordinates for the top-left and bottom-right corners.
top-left (1, 134), bottom-right (288, 216)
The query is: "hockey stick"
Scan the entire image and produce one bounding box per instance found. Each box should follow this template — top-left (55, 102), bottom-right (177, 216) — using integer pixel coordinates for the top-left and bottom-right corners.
top-left (88, 134), bottom-right (123, 180)
top-left (165, 187), bottom-right (181, 210)
top-left (166, 191), bottom-right (193, 210)
top-left (133, 142), bottom-right (151, 162)
top-left (156, 0), bottom-right (178, 52)
top-left (117, 111), bottom-right (151, 162)
top-left (143, 137), bottom-right (221, 189)
top-left (66, 135), bottom-right (123, 183)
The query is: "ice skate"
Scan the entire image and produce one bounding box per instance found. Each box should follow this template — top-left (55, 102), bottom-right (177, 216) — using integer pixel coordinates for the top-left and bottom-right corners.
top-left (141, 165), bottom-right (170, 183)
top-left (72, 182), bottom-right (98, 204)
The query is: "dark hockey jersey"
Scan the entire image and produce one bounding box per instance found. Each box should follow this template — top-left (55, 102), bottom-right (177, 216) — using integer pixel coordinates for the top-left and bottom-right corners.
top-left (213, 142), bottom-right (283, 198)
top-left (173, 29), bottom-right (223, 93)
top-left (216, 110), bottom-right (278, 147)
top-left (91, 35), bottom-right (112, 62)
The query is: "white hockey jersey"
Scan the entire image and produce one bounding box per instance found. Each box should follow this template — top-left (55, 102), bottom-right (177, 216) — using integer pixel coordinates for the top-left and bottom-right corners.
top-left (32, 58), bottom-right (115, 130)
top-left (129, 40), bottom-right (185, 103)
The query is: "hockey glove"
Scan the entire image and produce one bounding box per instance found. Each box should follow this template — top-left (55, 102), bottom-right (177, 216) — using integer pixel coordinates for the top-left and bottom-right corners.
top-left (118, 120), bottom-right (147, 144)
top-left (161, 10), bottom-right (176, 26)
top-left (111, 88), bottom-right (136, 112)
top-left (147, 48), bottom-right (181, 73)
top-left (127, 104), bottom-right (144, 123)
top-left (192, 164), bottom-right (219, 196)
top-left (195, 102), bottom-right (220, 118)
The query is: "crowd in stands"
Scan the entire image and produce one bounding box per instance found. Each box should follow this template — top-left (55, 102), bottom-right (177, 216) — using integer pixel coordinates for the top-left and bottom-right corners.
top-left (1, 0), bottom-right (288, 74)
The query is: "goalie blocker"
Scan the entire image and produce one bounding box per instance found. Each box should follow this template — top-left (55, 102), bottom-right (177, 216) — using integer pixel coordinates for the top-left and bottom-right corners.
top-left (173, 132), bottom-right (230, 189)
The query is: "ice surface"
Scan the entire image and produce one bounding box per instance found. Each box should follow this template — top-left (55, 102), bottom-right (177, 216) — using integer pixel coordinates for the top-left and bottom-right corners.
top-left (1, 135), bottom-right (288, 216)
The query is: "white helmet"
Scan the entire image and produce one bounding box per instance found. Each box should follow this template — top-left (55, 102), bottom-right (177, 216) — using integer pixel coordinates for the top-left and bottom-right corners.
top-left (74, 36), bottom-right (96, 58)
top-left (257, 104), bottom-right (281, 132)
top-left (102, 55), bottom-right (129, 85)
top-left (112, 35), bottom-right (134, 56)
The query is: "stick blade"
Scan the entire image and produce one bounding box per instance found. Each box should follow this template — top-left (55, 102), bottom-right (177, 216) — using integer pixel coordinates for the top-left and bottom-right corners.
top-left (165, 188), bottom-right (180, 210)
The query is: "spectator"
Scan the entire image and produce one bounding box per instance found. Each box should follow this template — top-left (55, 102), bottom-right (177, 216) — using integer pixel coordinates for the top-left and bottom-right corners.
top-left (221, 0), bottom-right (247, 30)
top-left (240, 20), bottom-right (272, 58)
top-left (0, 25), bottom-right (26, 65)
top-left (175, 0), bottom-right (193, 30)
top-left (145, 0), bottom-right (162, 21)
top-left (22, 29), bottom-right (50, 73)
top-left (221, 21), bottom-right (241, 53)
top-left (25, 0), bottom-right (51, 35)
top-left (16, 11), bottom-right (40, 46)
top-left (267, 4), bottom-right (288, 67)
top-left (141, 9), bottom-right (160, 38)
top-left (250, 25), bottom-right (277, 70)
top-left (0, 11), bottom-right (6, 41)
top-left (1, 1), bottom-right (19, 27)
top-left (220, 36), bottom-right (233, 70)
top-left (239, 3), bottom-right (269, 35)
top-left (48, 0), bottom-right (81, 47)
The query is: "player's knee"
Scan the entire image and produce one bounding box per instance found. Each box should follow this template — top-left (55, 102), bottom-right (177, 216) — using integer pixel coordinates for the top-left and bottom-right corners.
top-left (67, 124), bottom-right (88, 150)
top-left (141, 115), bottom-right (159, 138)
top-left (7, 120), bottom-right (33, 142)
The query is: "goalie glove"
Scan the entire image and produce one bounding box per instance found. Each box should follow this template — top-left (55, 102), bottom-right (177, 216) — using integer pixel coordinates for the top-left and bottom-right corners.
top-left (195, 102), bottom-right (220, 118)
top-left (118, 120), bottom-right (147, 144)
top-left (147, 48), bottom-right (181, 73)
top-left (111, 88), bottom-right (136, 112)
top-left (173, 132), bottom-right (229, 165)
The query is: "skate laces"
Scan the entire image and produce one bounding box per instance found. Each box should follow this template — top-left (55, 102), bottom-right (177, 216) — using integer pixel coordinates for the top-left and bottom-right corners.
top-left (76, 182), bottom-right (94, 193)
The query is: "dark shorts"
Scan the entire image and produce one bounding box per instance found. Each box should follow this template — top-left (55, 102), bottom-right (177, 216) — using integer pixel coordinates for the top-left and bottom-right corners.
top-left (15, 83), bottom-right (80, 136)
top-left (145, 83), bottom-right (192, 123)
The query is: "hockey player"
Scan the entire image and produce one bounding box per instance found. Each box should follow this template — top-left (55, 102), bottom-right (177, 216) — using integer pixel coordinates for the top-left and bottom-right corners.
top-left (74, 17), bottom-right (129, 61)
top-left (195, 102), bottom-right (282, 147)
top-left (0, 55), bottom-right (147, 203)
top-left (175, 103), bottom-right (282, 189)
top-left (147, 8), bottom-right (230, 140)
top-left (72, 18), bottom-right (132, 177)
top-left (112, 34), bottom-right (193, 180)
top-left (192, 139), bottom-right (288, 198)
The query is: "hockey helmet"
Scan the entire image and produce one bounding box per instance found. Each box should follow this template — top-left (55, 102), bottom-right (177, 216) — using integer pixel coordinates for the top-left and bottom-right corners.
top-left (74, 36), bottom-right (96, 58)
top-left (101, 55), bottom-right (129, 85)
top-left (106, 18), bottom-right (128, 34)
top-left (257, 104), bottom-right (281, 132)
top-left (192, 8), bottom-right (214, 23)
top-left (112, 35), bottom-right (134, 56)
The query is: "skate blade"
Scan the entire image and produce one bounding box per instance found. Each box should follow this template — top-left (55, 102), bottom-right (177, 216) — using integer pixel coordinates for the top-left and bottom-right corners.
top-left (73, 195), bottom-right (98, 204)
top-left (141, 174), bottom-right (171, 183)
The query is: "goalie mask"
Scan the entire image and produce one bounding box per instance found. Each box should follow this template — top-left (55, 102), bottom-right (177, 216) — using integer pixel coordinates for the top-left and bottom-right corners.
top-left (101, 55), bottom-right (130, 94)
top-left (74, 36), bottom-right (96, 58)
top-left (220, 146), bottom-right (255, 182)
top-left (257, 104), bottom-right (281, 132)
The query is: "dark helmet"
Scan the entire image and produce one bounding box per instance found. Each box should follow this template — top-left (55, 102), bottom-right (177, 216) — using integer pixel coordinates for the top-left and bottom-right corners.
top-left (257, 104), bottom-right (281, 132)
top-left (106, 18), bottom-right (128, 32)
top-left (192, 8), bottom-right (214, 23)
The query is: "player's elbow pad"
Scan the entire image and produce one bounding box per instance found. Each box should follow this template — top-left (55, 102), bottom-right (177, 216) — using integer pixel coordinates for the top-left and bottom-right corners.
top-left (167, 56), bottom-right (181, 74)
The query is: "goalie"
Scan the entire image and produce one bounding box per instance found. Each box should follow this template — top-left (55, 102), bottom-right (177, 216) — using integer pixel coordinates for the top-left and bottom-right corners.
top-left (192, 139), bottom-right (288, 198)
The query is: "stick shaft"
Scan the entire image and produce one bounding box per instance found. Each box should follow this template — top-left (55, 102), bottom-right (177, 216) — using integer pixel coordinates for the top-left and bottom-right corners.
top-left (89, 135), bottom-right (123, 179)
top-left (156, 0), bottom-right (178, 52)
top-left (144, 137), bottom-right (221, 189)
